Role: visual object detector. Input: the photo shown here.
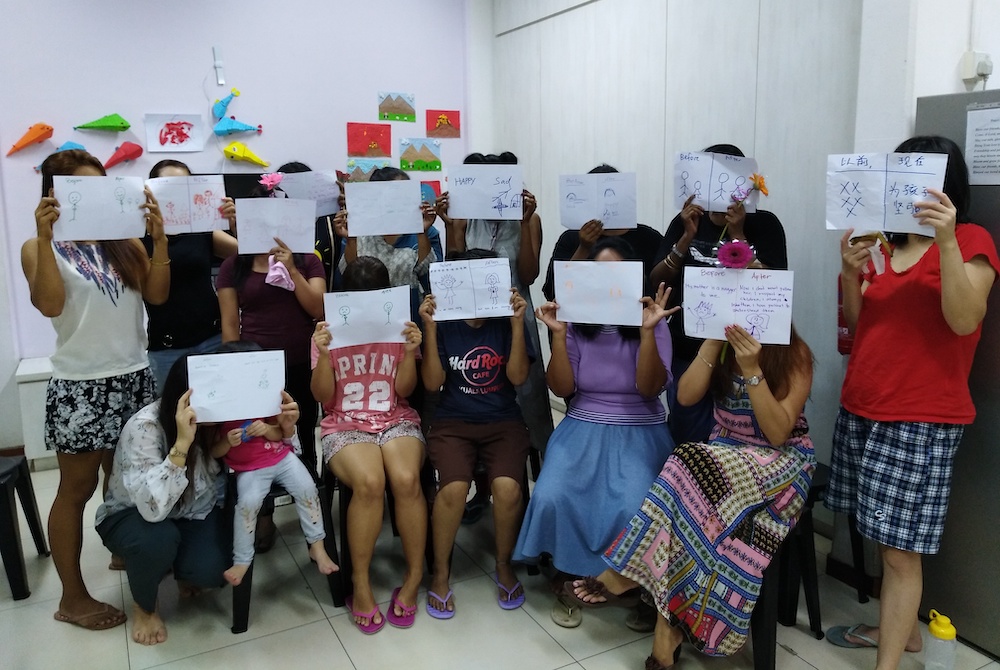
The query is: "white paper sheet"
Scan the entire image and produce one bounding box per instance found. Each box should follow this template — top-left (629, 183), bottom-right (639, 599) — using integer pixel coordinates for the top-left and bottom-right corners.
top-left (52, 175), bottom-right (146, 241)
top-left (278, 171), bottom-right (342, 217)
top-left (144, 114), bottom-right (207, 153)
top-left (446, 165), bottom-right (524, 220)
top-left (187, 350), bottom-right (286, 423)
top-left (344, 180), bottom-right (423, 237)
top-left (682, 267), bottom-right (794, 345)
top-left (553, 261), bottom-right (644, 327)
top-left (428, 258), bottom-right (514, 321)
top-left (235, 198), bottom-right (317, 254)
top-left (673, 152), bottom-right (760, 213)
top-left (147, 175), bottom-right (228, 234)
top-left (558, 172), bottom-right (638, 229)
top-left (965, 107), bottom-right (1000, 185)
top-left (825, 153), bottom-right (947, 234)
top-left (323, 285), bottom-right (411, 348)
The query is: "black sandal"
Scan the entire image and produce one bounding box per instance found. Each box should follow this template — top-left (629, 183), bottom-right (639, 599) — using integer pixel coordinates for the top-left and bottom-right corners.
top-left (643, 645), bottom-right (682, 669)
top-left (564, 576), bottom-right (642, 609)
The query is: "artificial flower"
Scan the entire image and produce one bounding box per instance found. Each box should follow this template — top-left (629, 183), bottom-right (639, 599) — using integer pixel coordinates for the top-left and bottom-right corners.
top-left (717, 239), bottom-right (755, 268)
top-left (259, 172), bottom-right (284, 191)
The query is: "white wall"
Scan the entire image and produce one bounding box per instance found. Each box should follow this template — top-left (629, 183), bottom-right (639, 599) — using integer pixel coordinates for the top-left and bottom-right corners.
top-left (489, 0), bottom-right (863, 464)
top-left (0, 0), bottom-right (468, 448)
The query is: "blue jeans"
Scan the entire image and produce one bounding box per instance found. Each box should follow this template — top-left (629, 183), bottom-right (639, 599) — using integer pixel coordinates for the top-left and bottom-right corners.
top-left (147, 333), bottom-right (223, 396)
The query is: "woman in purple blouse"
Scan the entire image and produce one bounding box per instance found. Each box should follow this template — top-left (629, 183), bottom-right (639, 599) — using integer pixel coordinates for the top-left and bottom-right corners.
top-left (513, 237), bottom-right (677, 628)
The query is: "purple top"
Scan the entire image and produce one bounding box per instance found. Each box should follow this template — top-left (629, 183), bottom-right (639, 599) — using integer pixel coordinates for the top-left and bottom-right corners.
top-left (565, 321), bottom-right (672, 426)
top-left (216, 254), bottom-right (325, 366)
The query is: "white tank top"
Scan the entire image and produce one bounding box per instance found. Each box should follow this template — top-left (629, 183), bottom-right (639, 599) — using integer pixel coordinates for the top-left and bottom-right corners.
top-left (49, 242), bottom-right (149, 380)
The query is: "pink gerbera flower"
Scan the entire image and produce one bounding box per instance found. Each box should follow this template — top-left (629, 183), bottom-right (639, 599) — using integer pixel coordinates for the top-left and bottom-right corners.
top-left (717, 239), bottom-right (755, 268)
top-left (259, 172), bottom-right (283, 191)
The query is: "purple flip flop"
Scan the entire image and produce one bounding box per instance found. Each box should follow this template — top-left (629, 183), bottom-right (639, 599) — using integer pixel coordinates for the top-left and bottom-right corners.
top-left (426, 589), bottom-right (455, 620)
top-left (495, 574), bottom-right (525, 610)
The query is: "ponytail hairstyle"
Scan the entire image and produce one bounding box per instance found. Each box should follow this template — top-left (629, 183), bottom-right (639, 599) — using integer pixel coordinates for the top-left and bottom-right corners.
top-left (40, 149), bottom-right (147, 291)
top-left (573, 237), bottom-right (641, 341)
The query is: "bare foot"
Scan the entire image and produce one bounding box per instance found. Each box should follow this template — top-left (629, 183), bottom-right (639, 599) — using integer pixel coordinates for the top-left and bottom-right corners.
top-left (223, 564), bottom-right (251, 586)
top-left (572, 569), bottom-right (638, 604)
top-left (428, 573), bottom-right (454, 614)
top-left (176, 580), bottom-right (203, 598)
top-left (308, 541), bottom-right (339, 576)
top-left (349, 585), bottom-right (382, 627)
top-left (394, 574), bottom-right (420, 617)
top-left (496, 562), bottom-right (523, 603)
top-left (845, 624), bottom-right (923, 652)
top-left (131, 605), bottom-right (167, 646)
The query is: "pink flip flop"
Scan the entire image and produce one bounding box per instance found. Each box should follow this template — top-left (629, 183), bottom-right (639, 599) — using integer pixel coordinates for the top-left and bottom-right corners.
top-left (345, 595), bottom-right (385, 635)
top-left (386, 587), bottom-right (417, 628)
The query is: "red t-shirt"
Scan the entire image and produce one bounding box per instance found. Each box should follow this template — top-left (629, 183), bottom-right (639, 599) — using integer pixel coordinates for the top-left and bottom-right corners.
top-left (311, 341), bottom-right (420, 436)
top-left (216, 255), bottom-right (326, 366)
top-left (842, 224), bottom-right (999, 424)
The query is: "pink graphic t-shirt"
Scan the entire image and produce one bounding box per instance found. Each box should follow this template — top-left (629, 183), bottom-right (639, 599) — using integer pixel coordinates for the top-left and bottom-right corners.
top-left (311, 341), bottom-right (420, 437)
top-left (219, 419), bottom-right (290, 472)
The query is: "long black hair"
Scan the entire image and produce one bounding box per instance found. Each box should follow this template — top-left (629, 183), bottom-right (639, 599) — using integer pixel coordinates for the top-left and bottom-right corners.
top-left (158, 353), bottom-right (215, 500)
top-left (573, 237), bottom-right (642, 341)
top-left (232, 181), bottom-right (310, 290)
top-left (889, 135), bottom-right (971, 246)
top-left (463, 151), bottom-right (518, 165)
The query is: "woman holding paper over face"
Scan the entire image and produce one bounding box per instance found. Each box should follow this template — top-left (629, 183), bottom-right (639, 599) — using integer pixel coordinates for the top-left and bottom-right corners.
top-left (564, 322), bottom-right (815, 668)
top-left (144, 160), bottom-right (238, 394)
top-left (20, 149), bottom-right (169, 632)
top-left (825, 136), bottom-right (999, 670)
top-left (434, 150), bottom-right (553, 520)
top-left (311, 256), bottom-right (427, 634)
top-left (513, 237), bottom-right (677, 629)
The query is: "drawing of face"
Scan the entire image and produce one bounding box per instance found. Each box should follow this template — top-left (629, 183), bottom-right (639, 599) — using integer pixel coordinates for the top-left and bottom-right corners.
top-left (439, 275), bottom-right (457, 289)
top-left (339, 306), bottom-right (350, 318)
top-left (746, 313), bottom-right (768, 330)
top-left (68, 192), bottom-right (81, 205)
top-left (114, 187), bottom-right (125, 200)
top-left (383, 302), bottom-right (393, 314)
top-left (486, 273), bottom-right (499, 287)
top-left (693, 301), bottom-right (713, 318)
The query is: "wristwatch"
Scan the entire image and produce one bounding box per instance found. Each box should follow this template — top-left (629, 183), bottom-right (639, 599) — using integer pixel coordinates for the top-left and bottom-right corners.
top-left (747, 374), bottom-right (765, 387)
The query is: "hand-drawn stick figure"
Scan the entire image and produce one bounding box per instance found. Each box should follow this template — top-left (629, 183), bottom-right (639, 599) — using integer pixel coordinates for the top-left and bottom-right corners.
top-left (746, 313), bottom-right (769, 339)
top-left (114, 187), bottom-right (126, 213)
top-left (688, 301), bottom-right (716, 333)
top-left (338, 306), bottom-right (351, 325)
top-left (434, 274), bottom-right (463, 305)
top-left (492, 188), bottom-right (512, 216)
top-left (693, 180), bottom-right (703, 199)
top-left (731, 176), bottom-right (747, 202)
top-left (713, 173), bottom-right (730, 202)
top-left (67, 192), bottom-right (82, 221)
top-left (679, 171), bottom-right (690, 196)
top-left (383, 302), bottom-right (393, 324)
top-left (258, 370), bottom-right (270, 390)
top-left (485, 273), bottom-right (501, 304)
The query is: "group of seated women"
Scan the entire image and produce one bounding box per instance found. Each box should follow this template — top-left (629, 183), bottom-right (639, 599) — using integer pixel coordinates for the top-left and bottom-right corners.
top-left (23, 136), bottom-right (997, 670)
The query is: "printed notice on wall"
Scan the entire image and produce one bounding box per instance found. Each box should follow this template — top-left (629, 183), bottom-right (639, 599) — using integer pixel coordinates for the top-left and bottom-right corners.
top-left (965, 107), bottom-right (1000, 185)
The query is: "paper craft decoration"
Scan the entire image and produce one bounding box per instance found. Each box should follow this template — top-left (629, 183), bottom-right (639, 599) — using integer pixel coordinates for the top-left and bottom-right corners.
top-left (559, 172), bottom-right (638, 229)
top-left (426, 110), bottom-right (460, 138)
top-left (187, 350), bottom-right (285, 423)
top-left (144, 114), bottom-right (207, 153)
top-left (682, 267), bottom-right (794, 345)
top-left (554, 261), bottom-right (644, 327)
top-left (674, 152), bottom-right (761, 213)
top-left (323, 285), bottom-right (410, 348)
top-left (6, 123), bottom-right (53, 156)
top-left (34, 142), bottom-right (86, 172)
top-left (346, 158), bottom-right (390, 182)
top-left (212, 88), bottom-right (240, 120)
top-left (213, 116), bottom-right (262, 136)
top-left (103, 141), bottom-right (143, 169)
top-left (74, 113), bottom-right (130, 132)
top-left (344, 180), bottom-right (423, 236)
top-left (235, 198), bottom-right (316, 254)
top-left (429, 258), bottom-right (514, 321)
top-left (278, 171), bottom-right (341, 217)
top-left (378, 92), bottom-right (416, 122)
top-left (420, 180), bottom-right (442, 203)
top-left (347, 123), bottom-right (391, 157)
top-left (825, 153), bottom-right (948, 235)
top-left (52, 175), bottom-right (146, 241)
top-left (147, 175), bottom-right (228, 234)
top-left (400, 138), bottom-right (442, 172)
top-left (223, 141), bottom-right (269, 167)
top-left (446, 165), bottom-right (524, 220)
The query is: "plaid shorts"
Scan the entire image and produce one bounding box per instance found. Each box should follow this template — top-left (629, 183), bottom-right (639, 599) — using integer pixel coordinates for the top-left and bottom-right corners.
top-left (321, 420), bottom-right (425, 466)
top-left (826, 407), bottom-right (963, 554)
top-left (44, 368), bottom-right (155, 454)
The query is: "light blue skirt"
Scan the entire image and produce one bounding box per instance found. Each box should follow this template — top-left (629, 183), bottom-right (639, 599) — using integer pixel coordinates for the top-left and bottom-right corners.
top-left (513, 415), bottom-right (674, 576)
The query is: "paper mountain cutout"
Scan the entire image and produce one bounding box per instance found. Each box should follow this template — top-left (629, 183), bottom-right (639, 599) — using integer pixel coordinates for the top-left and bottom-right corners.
top-left (74, 113), bottom-right (131, 131)
top-left (212, 88), bottom-right (241, 120)
top-left (379, 95), bottom-right (415, 120)
top-left (7, 123), bottom-right (53, 156)
top-left (104, 141), bottom-right (143, 169)
top-left (400, 143), bottom-right (438, 164)
top-left (223, 141), bottom-right (268, 167)
top-left (213, 116), bottom-right (262, 136)
top-left (428, 114), bottom-right (459, 138)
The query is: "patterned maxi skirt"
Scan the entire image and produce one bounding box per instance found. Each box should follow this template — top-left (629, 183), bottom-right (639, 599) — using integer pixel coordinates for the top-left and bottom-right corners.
top-left (602, 440), bottom-right (814, 656)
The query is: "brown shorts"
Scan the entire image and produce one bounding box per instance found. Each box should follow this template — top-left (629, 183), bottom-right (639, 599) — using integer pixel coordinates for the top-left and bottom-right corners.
top-left (425, 419), bottom-right (530, 488)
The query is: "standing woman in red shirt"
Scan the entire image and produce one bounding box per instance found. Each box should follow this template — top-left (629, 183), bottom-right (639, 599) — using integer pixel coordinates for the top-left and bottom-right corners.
top-left (826, 135), bottom-right (999, 670)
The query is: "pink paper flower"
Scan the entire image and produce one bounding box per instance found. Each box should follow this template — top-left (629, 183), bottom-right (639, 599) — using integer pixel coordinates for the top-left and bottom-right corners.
top-left (259, 172), bottom-right (283, 191)
top-left (717, 239), bottom-right (755, 268)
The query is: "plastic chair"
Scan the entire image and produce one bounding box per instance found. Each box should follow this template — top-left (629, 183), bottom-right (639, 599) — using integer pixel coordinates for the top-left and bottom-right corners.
top-left (0, 456), bottom-right (50, 600)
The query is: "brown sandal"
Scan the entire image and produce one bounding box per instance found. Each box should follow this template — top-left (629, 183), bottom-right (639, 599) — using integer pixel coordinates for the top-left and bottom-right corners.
top-left (563, 576), bottom-right (642, 609)
top-left (644, 645), bottom-right (682, 669)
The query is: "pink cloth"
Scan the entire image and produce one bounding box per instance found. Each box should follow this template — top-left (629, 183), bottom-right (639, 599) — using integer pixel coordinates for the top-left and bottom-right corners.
top-left (265, 255), bottom-right (295, 291)
top-left (219, 420), bottom-right (290, 472)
